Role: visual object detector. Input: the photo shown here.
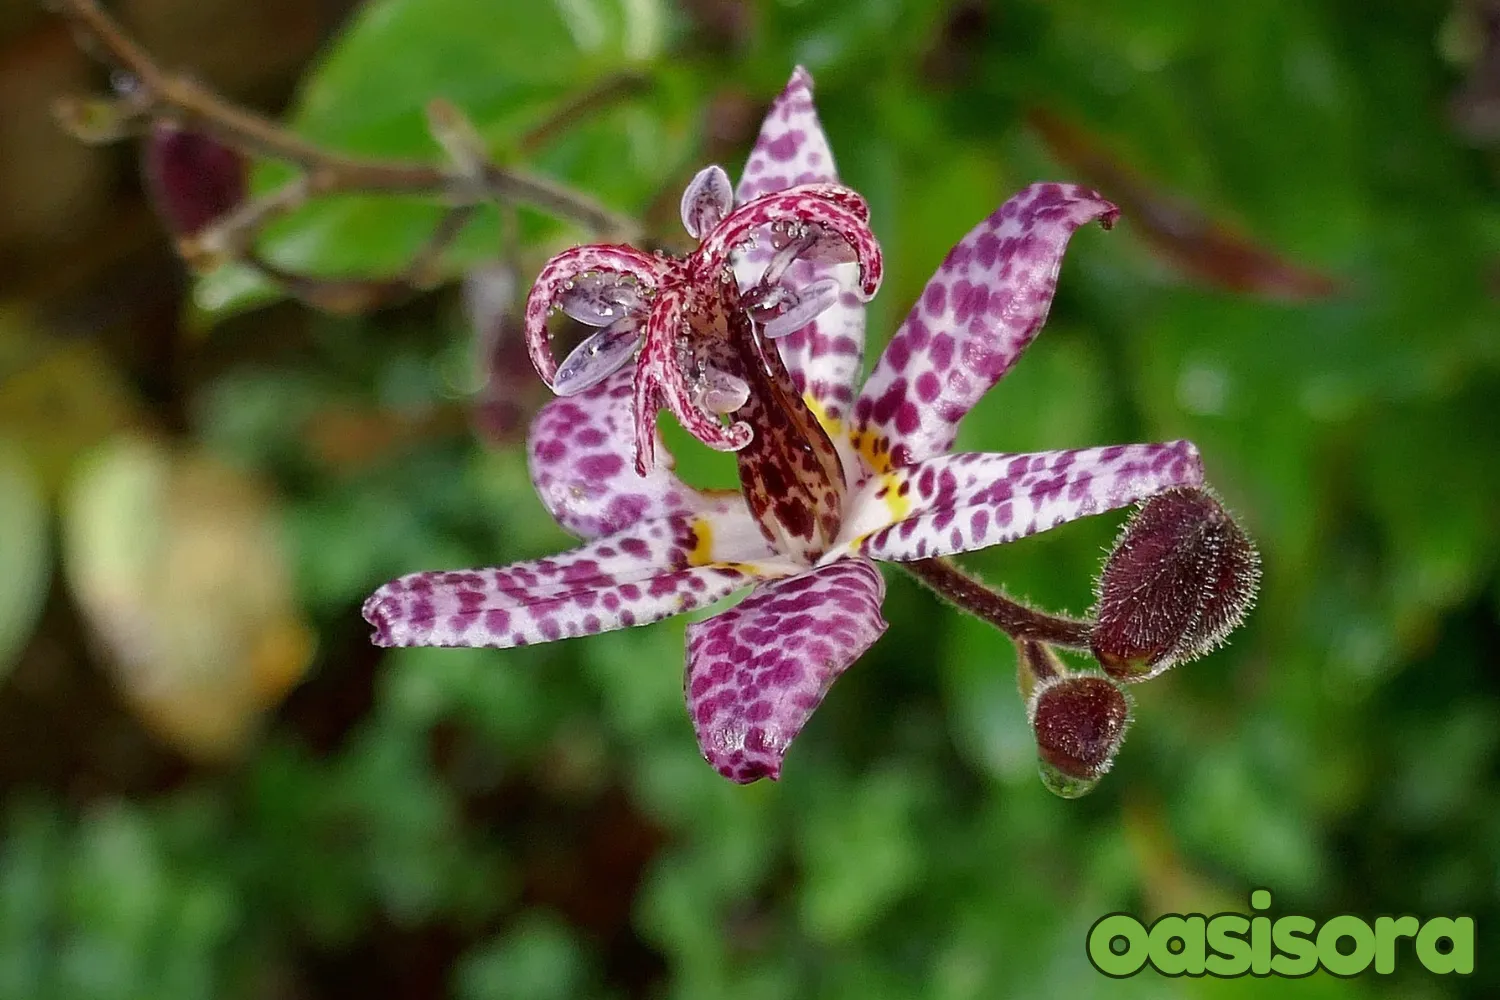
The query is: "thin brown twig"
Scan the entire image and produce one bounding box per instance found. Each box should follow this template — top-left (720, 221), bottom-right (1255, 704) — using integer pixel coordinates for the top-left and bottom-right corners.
top-left (403, 204), bottom-right (483, 288)
top-left (52, 0), bottom-right (642, 260)
top-left (516, 71), bottom-right (652, 154)
top-left (902, 557), bottom-right (1095, 649)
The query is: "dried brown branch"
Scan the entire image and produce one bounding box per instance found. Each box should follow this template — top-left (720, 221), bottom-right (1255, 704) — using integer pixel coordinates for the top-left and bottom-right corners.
top-left (49, 0), bottom-right (643, 310)
top-left (516, 71), bottom-right (652, 155)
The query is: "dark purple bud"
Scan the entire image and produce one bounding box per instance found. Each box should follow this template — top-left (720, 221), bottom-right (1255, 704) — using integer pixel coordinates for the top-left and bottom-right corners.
top-left (1028, 673), bottom-right (1132, 798)
top-left (1091, 486), bottom-right (1260, 682)
top-left (142, 122), bottom-right (247, 237)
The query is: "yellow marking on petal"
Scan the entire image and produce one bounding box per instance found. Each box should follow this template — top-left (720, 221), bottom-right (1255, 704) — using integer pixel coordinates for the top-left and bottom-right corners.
top-left (687, 516), bottom-right (716, 566)
top-left (850, 428), bottom-right (894, 475)
top-left (875, 469), bottom-right (911, 523)
top-left (804, 393), bottom-right (841, 439)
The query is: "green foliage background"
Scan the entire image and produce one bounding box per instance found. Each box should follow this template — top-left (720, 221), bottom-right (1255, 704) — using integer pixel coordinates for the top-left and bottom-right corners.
top-left (2, 0), bottom-right (1498, 997)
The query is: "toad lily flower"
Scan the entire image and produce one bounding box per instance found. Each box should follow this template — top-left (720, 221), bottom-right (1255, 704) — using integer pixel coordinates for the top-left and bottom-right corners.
top-left (363, 68), bottom-right (1207, 783)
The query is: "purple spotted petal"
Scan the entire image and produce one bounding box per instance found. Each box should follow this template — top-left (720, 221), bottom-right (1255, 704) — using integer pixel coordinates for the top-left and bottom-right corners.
top-left (551, 316), bottom-right (642, 396)
top-left (685, 558), bottom-right (888, 782)
top-left (854, 183), bottom-right (1119, 469)
top-left (731, 69), bottom-right (868, 425)
top-left (681, 164), bottom-right (735, 239)
top-left (836, 442), bottom-right (1204, 562)
top-left (558, 272), bottom-right (646, 327)
top-left (771, 261), bottom-right (867, 428)
top-left (528, 365), bottom-right (747, 539)
top-left (736, 66), bottom-right (839, 203)
top-left (755, 277), bottom-right (841, 339)
top-left (364, 513), bottom-right (796, 648)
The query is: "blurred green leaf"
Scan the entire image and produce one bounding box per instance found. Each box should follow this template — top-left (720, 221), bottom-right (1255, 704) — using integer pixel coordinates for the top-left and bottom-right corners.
top-left (455, 913), bottom-right (592, 1000)
top-left (797, 769), bottom-right (926, 942)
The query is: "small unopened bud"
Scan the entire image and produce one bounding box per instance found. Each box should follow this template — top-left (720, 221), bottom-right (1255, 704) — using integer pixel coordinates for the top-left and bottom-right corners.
top-left (426, 99), bottom-right (489, 179)
top-left (142, 122), bottom-right (247, 238)
top-left (1091, 486), bottom-right (1260, 682)
top-left (1027, 673), bottom-right (1132, 798)
top-left (52, 95), bottom-right (140, 144)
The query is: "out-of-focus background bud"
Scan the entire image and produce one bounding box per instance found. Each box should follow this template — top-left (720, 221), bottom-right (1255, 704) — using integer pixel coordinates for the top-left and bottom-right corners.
top-left (61, 436), bottom-right (313, 760)
top-left (141, 123), bottom-right (248, 241)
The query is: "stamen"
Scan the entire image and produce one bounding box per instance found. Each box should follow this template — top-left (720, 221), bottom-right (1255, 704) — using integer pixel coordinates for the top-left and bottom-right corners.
top-left (762, 227), bottom-right (818, 286)
top-left (630, 287), bottom-right (753, 475)
top-left (558, 272), bottom-right (645, 326)
top-left (696, 365), bottom-right (751, 413)
top-left (524, 244), bottom-right (672, 385)
top-left (759, 277), bottom-right (840, 339)
top-left (551, 315), bottom-right (643, 396)
top-left (695, 185), bottom-right (883, 300)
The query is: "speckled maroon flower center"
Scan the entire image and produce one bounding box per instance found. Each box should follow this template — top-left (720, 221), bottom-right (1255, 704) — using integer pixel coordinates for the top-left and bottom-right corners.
top-left (524, 174), bottom-right (882, 564)
top-left (715, 289), bottom-right (849, 564)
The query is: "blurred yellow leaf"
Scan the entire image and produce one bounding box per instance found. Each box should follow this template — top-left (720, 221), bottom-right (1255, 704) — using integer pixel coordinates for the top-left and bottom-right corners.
top-left (0, 307), bottom-right (142, 496)
top-left (0, 439), bottom-right (50, 681)
top-left (60, 436), bottom-right (314, 760)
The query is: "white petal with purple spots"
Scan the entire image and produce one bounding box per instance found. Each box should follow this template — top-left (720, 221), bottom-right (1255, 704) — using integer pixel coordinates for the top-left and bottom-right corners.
top-left (833, 442), bottom-right (1205, 562)
top-left (685, 558), bottom-right (887, 783)
top-left (733, 68), bottom-right (869, 431)
top-left (528, 366), bottom-right (749, 539)
top-left (736, 66), bottom-right (838, 202)
top-left (365, 513), bottom-right (799, 649)
top-left (853, 183), bottom-right (1119, 468)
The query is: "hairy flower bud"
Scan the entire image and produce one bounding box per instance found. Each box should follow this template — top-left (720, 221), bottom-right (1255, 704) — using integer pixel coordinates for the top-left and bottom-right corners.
top-left (1091, 487), bottom-right (1260, 681)
top-left (142, 122), bottom-right (247, 238)
top-left (1027, 673), bottom-right (1132, 798)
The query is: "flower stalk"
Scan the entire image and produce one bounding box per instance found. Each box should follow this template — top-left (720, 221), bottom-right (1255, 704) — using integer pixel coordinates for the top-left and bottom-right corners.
top-left (902, 557), bottom-right (1094, 649)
